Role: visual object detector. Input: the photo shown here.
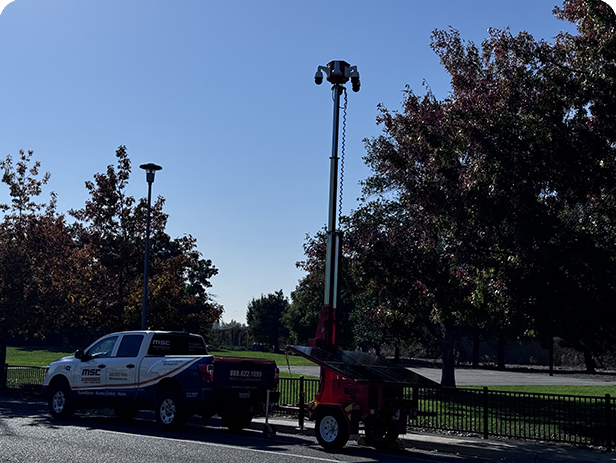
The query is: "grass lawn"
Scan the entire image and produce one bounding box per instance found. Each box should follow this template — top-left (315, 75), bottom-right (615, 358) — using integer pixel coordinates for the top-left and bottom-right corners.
top-left (465, 384), bottom-right (616, 397)
top-left (6, 345), bottom-right (317, 377)
top-left (6, 346), bottom-right (76, 367)
top-left (7, 346), bottom-right (616, 396)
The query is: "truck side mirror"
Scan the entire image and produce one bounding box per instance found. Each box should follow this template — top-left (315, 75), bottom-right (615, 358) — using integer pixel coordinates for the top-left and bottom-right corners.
top-left (75, 349), bottom-right (85, 361)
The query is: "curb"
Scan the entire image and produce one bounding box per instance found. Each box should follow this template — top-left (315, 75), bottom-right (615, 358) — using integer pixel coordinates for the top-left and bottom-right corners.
top-left (250, 415), bottom-right (615, 463)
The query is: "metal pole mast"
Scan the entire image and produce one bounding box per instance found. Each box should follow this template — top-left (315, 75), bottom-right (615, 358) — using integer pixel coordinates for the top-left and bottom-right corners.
top-left (311, 61), bottom-right (360, 349)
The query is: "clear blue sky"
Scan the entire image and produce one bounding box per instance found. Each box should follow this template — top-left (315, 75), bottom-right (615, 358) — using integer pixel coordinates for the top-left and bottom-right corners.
top-left (0, 1), bottom-right (581, 324)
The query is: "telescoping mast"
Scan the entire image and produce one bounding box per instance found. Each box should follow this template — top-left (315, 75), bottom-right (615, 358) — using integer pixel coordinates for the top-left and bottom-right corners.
top-left (287, 61), bottom-right (439, 451)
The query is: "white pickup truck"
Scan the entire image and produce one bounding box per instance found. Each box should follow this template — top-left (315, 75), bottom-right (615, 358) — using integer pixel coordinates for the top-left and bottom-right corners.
top-left (42, 330), bottom-right (279, 431)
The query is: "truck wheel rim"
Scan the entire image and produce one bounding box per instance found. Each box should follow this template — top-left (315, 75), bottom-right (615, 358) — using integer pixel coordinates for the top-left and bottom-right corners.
top-left (320, 415), bottom-right (339, 442)
top-left (52, 391), bottom-right (65, 413)
top-left (159, 399), bottom-right (176, 424)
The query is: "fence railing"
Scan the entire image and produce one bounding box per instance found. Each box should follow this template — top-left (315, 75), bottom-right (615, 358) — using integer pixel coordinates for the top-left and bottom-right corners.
top-left (3, 365), bottom-right (614, 450)
top-left (413, 387), bottom-right (615, 450)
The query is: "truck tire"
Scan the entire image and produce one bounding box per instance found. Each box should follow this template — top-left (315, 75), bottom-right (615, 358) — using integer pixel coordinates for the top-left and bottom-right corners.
top-left (222, 408), bottom-right (253, 432)
top-left (315, 408), bottom-right (349, 450)
top-left (48, 381), bottom-right (74, 420)
top-left (363, 418), bottom-right (399, 449)
top-left (155, 391), bottom-right (186, 430)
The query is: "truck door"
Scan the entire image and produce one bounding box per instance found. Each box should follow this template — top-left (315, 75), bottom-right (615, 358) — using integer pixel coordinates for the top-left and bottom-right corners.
top-left (104, 333), bottom-right (144, 400)
top-left (74, 335), bottom-right (119, 399)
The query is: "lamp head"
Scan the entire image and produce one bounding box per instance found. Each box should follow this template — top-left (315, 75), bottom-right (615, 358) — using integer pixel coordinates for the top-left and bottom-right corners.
top-left (139, 163), bottom-right (162, 183)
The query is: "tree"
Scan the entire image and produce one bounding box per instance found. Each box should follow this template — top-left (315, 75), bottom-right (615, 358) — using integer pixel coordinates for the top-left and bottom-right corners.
top-left (342, 0), bottom-right (616, 384)
top-left (0, 150), bottom-right (75, 389)
top-left (246, 290), bottom-right (289, 351)
top-left (70, 146), bottom-right (223, 334)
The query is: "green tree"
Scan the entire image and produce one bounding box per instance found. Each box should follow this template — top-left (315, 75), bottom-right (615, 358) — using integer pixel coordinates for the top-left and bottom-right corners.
top-left (246, 290), bottom-right (289, 351)
top-left (70, 146), bottom-right (223, 334)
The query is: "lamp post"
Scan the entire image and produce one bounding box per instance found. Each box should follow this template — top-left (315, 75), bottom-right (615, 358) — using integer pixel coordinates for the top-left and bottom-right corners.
top-left (310, 60), bottom-right (360, 349)
top-left (139, 163), bottom-right (162, 330)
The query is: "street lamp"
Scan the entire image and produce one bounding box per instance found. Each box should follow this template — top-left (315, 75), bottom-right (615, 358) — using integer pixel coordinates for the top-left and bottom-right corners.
top-left (139, 162), bottom-right (162, 330)
top-left (310, 60), bottom-right (360, 350)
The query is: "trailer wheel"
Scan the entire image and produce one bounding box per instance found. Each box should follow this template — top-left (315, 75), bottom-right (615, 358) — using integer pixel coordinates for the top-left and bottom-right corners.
top-left (364, 419), bottom-right (399, 450)
top-left (48, 381), bottom-right (74, 420)
top-left (155, 391), bottom-right (186, 430)
top-left (315, 408), bottom-right (349, 450)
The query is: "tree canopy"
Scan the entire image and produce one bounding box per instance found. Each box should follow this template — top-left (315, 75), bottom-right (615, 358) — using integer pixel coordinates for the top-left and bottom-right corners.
top-left (289, 0), bottom-right (616, 385)
top-left (0, 147), bottom-right (223, 388)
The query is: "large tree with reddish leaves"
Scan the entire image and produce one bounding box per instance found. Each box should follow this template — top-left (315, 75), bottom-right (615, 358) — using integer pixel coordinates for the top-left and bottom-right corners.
top-left (340, 0), bottom-right (616, 384)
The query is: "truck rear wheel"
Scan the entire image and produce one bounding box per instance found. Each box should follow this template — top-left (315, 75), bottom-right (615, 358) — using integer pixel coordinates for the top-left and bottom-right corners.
top-left (315, 408), bottom-right (349, 450)
top-left (48, 382), bottom-right (74, 420)
top-left (222, 408), bottom-right (253, 432)
top-left (155, 391), bottom-right (186, 430)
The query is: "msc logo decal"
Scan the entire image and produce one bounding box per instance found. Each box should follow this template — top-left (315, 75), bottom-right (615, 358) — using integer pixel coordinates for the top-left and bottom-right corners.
top-left (152, 340), bottom-right (171, 346)
top-left (82, 368), bottom-right (101, 376)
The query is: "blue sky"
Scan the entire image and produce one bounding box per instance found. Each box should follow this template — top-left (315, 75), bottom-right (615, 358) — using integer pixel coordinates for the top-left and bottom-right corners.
top-left (0, 1), bottom-right (583, 324)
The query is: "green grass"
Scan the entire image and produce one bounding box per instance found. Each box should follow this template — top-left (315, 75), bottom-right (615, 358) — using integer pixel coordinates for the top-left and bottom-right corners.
top-left (6, 346), bottom-right (76, 367)
top-left (465, 384), bottom-right (616, 397)
top-left (6, 346), bottom-right (317, 368)
top-left (209, 348), bottom-right (317, 367)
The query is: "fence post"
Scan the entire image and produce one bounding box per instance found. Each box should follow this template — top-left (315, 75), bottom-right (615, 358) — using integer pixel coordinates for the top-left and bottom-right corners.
top-left (297, 375), bottom-right (305, 431)
top-left (606, 394), bottom-right (612, 452)
top-left (483, 386), bottom-right (489, 440)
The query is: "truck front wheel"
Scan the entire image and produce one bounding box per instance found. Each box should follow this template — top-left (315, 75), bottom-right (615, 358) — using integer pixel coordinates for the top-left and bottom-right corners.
top-left (315, 408), bottom-right (349, 450)
top-left (48, 382), bottom-right (74, 420)
top-left (155, 391), bottom-right (186, 430)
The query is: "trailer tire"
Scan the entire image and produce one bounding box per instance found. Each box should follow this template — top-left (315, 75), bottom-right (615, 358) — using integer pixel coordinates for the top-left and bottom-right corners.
top-left (155, 391), bottom-right (186, 430)
top-left (48, 381), bottom-right (74, 420)
top-left (315, 408), bottom-right (349, 450)
top-left (364, 419), bottom-right (399, 450)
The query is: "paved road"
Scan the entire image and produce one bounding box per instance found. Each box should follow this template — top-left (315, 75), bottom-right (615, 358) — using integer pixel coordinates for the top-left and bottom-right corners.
top-left (286, 365), bottom-right (616, 386)
top-left (1, 397), bottom-right (613, 463)
top-left (0, 397), bottom-right (488, 463)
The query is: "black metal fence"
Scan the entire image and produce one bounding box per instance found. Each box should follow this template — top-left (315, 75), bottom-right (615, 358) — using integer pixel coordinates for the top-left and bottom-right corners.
top-left (413, 387), bottom-right (615, 450)
top-left (4, 366), bottom-right (48, 394)
top-left (4, 365), bottom-right (614, 450)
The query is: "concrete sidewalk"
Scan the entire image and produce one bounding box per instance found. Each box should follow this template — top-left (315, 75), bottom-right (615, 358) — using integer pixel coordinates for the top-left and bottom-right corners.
top-left (251, 415), bottom-right (616, 462)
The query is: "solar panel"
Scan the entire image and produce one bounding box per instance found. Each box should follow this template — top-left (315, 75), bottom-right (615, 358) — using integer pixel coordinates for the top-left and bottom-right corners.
top-left (288, 345), bottom-right (439, 387)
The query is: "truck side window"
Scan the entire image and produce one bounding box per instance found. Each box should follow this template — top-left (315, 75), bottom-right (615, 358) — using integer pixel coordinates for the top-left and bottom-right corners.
top-left (115, 334), bottom-right (144, 358)
top-left (87, 336), bottom-right (118, 359)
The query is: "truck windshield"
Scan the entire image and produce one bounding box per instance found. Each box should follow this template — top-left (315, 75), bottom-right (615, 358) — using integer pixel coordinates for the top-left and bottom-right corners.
top-left (147, 334), bottom-right (208, 356)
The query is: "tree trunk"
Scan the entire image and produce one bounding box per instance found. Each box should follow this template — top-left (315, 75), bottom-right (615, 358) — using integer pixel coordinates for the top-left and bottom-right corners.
top-left (394, 345), bottom-right (400, 362)
top-left (497, 336), bottom-right (506, 370)
top-left (0, 330), bottom-right (7, 390)
top-left (472, 331), bottom-right (481, 368)
top-left (582, 346), bottom-right (596, 373)
top-left (440, 320), bottom-right (456, 387)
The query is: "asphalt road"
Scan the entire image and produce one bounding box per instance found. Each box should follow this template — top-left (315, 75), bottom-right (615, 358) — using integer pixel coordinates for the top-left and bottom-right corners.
top-left (0, 397), bottom-right (488, 463)
top-left (286, 365), bottom-right (616, 386)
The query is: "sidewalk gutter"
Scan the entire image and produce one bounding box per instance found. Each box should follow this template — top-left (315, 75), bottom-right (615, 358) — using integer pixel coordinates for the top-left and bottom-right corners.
top-left (251, 415), bottom-right (616, 463)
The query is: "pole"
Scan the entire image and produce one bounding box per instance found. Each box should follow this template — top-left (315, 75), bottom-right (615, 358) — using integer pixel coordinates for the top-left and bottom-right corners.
top-left (141, 180), bottom-right (153, 330)
top-left (322, 83), bottom-right (343, 347)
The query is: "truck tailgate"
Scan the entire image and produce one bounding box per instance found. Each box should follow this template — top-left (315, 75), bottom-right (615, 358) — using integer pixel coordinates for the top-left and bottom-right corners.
top-left (212, 357), bottom-right (278, 390)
